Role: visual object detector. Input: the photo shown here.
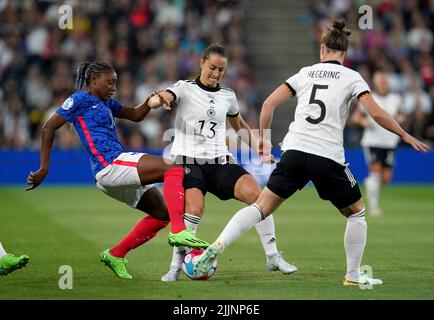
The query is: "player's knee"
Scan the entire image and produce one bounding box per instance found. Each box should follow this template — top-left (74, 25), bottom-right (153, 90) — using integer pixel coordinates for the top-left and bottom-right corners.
top-left (185, 206), bottom-right (204, 217)
top-left (152, 205), bottom-right (170, 221)
top-left (244, 188), bottom-right (260, 204)
top-left (236, 183), bottom-right (260, 204)
top-left (340, 199), bottom-right (365, 217)
top-left (243, 186), bottom-right (261, 204)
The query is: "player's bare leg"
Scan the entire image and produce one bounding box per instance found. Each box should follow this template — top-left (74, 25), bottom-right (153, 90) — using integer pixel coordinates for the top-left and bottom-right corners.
top-left (196, 188), bottom-right (286, 277)
top-left (381, 167), bottom-right (393, 186)
top-left (235, 175), bottom-right (297, 274)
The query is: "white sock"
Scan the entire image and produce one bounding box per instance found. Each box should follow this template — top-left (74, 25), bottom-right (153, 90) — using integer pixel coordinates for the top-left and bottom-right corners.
top-left (215, 204), bottom-right (264, 253)
top-left (0, 242), bottom-right (6, 259)
top-left (255, 214), bottom-right (278, 257)
top-left (168, 213), bottom-right (200, 269)
top-left (365, 172), bottom-right (381, 210)
top-left (344, 208), bottom-right (367, 279)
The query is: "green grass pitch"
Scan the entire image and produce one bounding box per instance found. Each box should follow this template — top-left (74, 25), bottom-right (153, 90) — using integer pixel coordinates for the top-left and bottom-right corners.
top-left (1, 185), bottom-right (433, 300)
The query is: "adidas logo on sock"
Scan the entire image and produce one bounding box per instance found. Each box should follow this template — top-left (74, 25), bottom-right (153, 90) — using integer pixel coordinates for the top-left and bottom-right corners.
top-left (267, 237), bottom-right (276, 244)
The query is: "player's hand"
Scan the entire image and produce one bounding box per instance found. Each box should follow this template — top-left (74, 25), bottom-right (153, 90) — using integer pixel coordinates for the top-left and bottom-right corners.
top-left (401, 133), bottom-right (430, 152)
top-left (260, 153), bottom-right (275, 163)
top-left (26, 168), bottom-right (48, 191)
top-left (362, 118), bottom-right (373, 128)
top-left (148, 91), bottom-right (171, 110)
top-left (258, 138), bottom-right (276, 164)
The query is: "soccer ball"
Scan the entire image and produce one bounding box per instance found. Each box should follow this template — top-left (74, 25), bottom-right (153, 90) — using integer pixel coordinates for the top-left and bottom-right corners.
top-left (182, 248), bottom-right (217, 280)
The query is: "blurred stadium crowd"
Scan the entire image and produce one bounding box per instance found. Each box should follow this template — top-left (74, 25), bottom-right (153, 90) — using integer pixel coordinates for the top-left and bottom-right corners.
top-left (0, 0), bottom-right (433, 151)
top-left (0, 0), bottom-right (258, 150)
top-left (312, 0), bottom-right (434, 146)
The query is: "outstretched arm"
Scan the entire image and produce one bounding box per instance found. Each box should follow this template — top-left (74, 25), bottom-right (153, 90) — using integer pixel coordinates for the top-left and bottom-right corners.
top-left (26, 113), bottom-right (67, 190)
top-left (259, 84), bottom-right (294, 161)
top-left (147, 91), bottom-right (175, 111)
top-left (351, 105), bottom-right (371, 128)
top-left (359, 94), bottom-right (430, 152)
top-left (116, 99), bottom-right (151, 122)
top-left (116, 91), bottom-right (175, 122)
top-left (260, 84), bottom-right (293, 133)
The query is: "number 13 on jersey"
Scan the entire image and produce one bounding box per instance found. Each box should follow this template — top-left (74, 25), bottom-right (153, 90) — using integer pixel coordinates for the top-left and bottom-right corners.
top-left (195, 120), bottom-right (218, 139)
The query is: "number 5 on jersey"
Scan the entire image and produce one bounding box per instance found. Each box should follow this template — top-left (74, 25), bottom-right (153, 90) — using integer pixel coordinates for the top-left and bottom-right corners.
top-left (306, 84), bottom-right (328, 124)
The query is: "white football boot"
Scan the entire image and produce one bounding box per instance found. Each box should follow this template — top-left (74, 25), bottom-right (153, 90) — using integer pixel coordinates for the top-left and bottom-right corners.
top-left (266, 253), bottom-right (298, 274)
top-left (343, 273), bottom-right (383, 286)
top-left (161, 265), bottom-right (182, 282)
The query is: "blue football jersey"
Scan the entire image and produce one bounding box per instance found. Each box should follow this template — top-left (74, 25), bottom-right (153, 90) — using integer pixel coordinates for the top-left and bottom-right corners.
top-left (56, 91), bottom-right (124, 177)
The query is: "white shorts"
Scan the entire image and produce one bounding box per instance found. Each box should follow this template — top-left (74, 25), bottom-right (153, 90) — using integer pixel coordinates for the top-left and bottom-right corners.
top-left (95, 152), bottom-right (154, 208)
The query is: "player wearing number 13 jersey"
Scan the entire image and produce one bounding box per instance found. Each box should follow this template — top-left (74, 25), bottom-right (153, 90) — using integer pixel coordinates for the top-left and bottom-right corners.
top-left (195, 21), bottom-right (429, 285)
top-left (168, 77), bottom-right (239, 159)
top-left (149, 44), bottom-right (296, 281)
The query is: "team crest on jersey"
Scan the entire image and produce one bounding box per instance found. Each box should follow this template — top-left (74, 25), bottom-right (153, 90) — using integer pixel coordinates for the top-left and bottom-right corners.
top-left (184, 167), bottom-right (191, 175)
top-left (61, 97), bottom-right (74, 110)
top-left (207, 108), bottom-right (216, 118)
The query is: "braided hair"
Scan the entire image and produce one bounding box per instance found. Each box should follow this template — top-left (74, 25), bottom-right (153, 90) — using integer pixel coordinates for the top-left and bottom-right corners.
top-left (75, 62), bottom-right (114, 91)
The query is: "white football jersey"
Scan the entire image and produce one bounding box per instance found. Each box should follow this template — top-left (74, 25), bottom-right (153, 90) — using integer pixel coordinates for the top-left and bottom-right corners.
top-left (281, 61), bottom-right (370, 164)
top-left (361, 92), bottom-right (402, 149)
top-left (166, 79), bottom-right (239, 159)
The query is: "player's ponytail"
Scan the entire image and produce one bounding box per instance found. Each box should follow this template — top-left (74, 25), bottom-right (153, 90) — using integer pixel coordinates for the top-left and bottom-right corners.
top-left (321, 20), bottom-right (352, 52)
top-left (75, 62), bottom-right (91, 91)
top-left (74, 61), bottom-right (114, 91)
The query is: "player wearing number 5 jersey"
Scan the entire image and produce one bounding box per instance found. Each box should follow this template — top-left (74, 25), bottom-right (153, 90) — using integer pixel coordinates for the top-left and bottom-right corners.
top-left (149, 44), bottom-right (296, 282)
top-left (195, 21), bottom-right (429, 286)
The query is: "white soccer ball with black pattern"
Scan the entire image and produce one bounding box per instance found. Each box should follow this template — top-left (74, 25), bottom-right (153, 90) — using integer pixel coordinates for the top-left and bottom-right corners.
top-left (182, 248), bottom-right (217, 280)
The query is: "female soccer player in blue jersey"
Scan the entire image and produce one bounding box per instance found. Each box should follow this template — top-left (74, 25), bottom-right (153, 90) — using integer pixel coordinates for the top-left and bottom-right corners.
top-left (26, 62), bottom-right (208, 279)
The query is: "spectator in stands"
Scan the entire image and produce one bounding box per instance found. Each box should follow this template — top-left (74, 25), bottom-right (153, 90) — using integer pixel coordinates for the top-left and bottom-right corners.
top-left (0, 1), bottom-right (258, 150)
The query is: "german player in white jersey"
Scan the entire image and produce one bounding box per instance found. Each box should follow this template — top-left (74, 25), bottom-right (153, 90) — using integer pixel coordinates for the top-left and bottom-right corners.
top-left (195, 21), bottom-right (430, 286)
top-left (352, 71), bottom-right (405, 216)
top-left (148, 43), bottom-right (296, 281)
